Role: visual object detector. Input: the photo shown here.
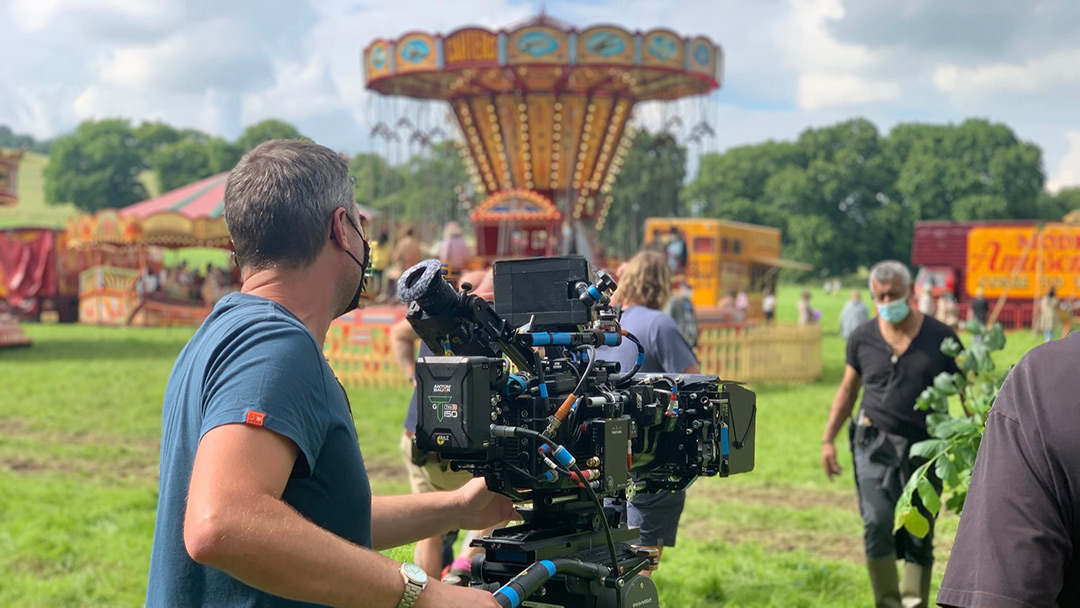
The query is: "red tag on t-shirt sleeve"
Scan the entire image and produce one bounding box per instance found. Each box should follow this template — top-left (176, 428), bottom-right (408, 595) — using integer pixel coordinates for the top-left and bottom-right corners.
top-left (245, 410), bottom-right (266, 427)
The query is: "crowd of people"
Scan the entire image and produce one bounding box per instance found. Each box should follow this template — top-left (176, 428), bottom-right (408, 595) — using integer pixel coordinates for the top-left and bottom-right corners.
top-left (135, 261), bottom-right (239, 307)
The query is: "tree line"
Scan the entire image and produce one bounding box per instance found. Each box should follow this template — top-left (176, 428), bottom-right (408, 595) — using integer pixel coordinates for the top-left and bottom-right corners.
top-left (610, 117), bottom-right (1080, 276)
top-left (25, 115), bottom-right (1080, 276)
top-left (41, 118), bottom-right (305, 212)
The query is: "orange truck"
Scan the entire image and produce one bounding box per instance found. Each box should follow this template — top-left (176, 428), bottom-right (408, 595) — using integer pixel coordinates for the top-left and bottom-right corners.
top-left (642, 217), bottom-right (810, 314)
top-left (912, 220), bottom-right (1080, 328)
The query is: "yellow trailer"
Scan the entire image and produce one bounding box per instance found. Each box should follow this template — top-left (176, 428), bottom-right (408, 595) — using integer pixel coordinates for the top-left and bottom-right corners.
top-left (643, 217), bottom-right (810, 311)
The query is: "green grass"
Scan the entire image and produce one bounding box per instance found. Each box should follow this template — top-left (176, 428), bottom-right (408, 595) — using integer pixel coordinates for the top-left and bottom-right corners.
top-left (0, 297), bottom-right (1048, 606)
top-left (0, 151), bottom-right (77, 230)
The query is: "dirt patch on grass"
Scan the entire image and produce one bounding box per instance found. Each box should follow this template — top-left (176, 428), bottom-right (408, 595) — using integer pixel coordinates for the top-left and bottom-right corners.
top-left (692, 483), bottom-right (859, 514)
top-left (0, 417), bottom-right (160, 450)
top-left (681, 515), bottom-right (866, 564)
top-left (684, 484), bottom-right (865, 563)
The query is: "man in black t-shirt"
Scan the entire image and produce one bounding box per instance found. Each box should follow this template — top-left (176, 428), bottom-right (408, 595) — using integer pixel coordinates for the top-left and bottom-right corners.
top-left (821, 260), bottom-right (961, 608)
top-left (938, 334), bottom-right (1080, 607)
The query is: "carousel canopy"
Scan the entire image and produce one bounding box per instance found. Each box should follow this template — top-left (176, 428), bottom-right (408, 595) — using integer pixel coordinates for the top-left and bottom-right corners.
top-left (363, 15), bottom-right (723, 224)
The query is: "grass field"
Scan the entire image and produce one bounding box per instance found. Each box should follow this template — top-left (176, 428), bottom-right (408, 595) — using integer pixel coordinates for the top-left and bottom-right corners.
top-left (0, 285), bottom-right (1045, 607)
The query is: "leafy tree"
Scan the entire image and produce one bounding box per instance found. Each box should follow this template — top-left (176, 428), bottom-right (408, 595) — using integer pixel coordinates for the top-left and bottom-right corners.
top-left (44, 119), bottom-right (147, 212)
top-left (895, 322), bottom-right (1009, 537)
top-left (601, 131), bottom-right (687, 257)
top-left (236, 119), bottom-right (305, 152)
top-left (150, 139), bottom-right (215, 192)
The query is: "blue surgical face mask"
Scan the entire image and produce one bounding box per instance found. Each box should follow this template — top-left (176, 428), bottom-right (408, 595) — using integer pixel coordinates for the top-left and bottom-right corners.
top-left (877, 299), bottom-right (910, 324)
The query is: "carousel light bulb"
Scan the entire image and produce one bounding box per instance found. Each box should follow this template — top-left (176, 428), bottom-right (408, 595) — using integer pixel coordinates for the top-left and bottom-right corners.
top-left (554, 113), bottom-right (562, 121)
top-left (555, 102), bottom-right (563, 110)
top-left (518, 103), bottom-right (527, 112)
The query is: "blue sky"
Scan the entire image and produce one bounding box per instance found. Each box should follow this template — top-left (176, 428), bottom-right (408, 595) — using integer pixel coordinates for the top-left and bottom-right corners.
top-left (1, 0), bottom-right (1078, 190)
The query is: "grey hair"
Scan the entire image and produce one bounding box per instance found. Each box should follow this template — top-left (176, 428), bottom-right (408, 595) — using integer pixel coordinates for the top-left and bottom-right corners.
top-left (868, 260), bottom-right (912, 292)
top-left (224, 139), bottom-right (354, 271)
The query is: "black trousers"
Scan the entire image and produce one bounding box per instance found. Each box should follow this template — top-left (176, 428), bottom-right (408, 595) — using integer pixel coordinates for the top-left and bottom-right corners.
top-left (851, 422), bottom-right (939, 566)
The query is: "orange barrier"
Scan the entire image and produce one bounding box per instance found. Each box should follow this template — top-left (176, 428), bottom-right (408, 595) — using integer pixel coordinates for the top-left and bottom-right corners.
top-left (324, 306), bottom-right (409, 389)
top-left (697, 324), bottom-right (822, 384)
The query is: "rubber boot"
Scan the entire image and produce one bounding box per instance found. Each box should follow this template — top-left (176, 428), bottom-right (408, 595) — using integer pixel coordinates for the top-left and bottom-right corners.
top-left (900, 562), bottom-right (932, 608)
top-left (867, 558), bottom-right (902, 608)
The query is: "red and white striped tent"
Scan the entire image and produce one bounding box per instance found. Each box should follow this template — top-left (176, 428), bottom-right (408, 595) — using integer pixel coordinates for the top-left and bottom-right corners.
top-left (68, 173), bottom-right (373, 249)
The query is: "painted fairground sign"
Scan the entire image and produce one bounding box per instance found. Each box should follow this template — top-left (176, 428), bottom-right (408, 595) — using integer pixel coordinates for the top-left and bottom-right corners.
top-left (967, 225), bottom-right (1080, 299)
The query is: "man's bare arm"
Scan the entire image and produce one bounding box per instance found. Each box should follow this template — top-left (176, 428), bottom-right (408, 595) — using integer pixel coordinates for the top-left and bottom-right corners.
top-left (821, 365), bottom-right (862, 479)
top-left (370, 478), bottom-right (516, 550)
top-left (184, 423), bottom-right (499, 608)
top-left (390, 318), bottom-right (419, 382)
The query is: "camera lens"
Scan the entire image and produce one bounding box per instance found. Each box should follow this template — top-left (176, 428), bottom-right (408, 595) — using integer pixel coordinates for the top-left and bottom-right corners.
top-left (398, 259), bottom-right (458, 315)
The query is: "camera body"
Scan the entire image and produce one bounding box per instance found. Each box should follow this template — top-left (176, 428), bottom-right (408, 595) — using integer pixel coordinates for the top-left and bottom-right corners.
top-left (399, 256), bottom-right (755, 608)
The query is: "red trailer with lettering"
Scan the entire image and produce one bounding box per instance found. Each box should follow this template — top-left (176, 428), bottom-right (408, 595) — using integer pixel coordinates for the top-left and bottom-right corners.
top-left (911, 220), bottom-right (1080, 329)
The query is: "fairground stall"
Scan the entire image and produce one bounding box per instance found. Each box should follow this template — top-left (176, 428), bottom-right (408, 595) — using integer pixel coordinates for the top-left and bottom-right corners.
top-left (0, 149), bottom-right (31, 347)
top-left (66, 172), bottom-right (233, 326)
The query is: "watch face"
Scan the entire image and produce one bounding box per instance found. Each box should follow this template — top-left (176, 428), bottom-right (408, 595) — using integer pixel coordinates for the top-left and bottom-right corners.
top-left (402, 562), bottom-right (428, 584)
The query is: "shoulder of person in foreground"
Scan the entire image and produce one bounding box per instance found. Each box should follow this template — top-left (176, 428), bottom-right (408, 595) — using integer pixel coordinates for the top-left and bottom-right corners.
top-left (938, 334), bottom-right (1080, 607)
top-left (198, 311), bottom-right (332, 476)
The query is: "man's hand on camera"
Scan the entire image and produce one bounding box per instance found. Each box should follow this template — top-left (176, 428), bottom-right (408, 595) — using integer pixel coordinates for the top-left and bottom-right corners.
top-left (821, 440), bottom-right (841, 480)
top-left (416, 580), bottom-right (501, 608)
top-left (453, 477), bottom-right (516, 530)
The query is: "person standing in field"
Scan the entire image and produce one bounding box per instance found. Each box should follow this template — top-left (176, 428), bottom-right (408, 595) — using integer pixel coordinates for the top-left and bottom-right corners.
top-left (146, 140), bottom-right (512, 608)
top-left (762, 287), bottom-right (777, 324)
top-left (1037, 287), bottom-right (1060, 342)
top-left (599, 250), bottom-right (701, 577)
top-left (820, 260), bottom-right (961, 608)
top-left (839, 290), bottom-right (870, 339)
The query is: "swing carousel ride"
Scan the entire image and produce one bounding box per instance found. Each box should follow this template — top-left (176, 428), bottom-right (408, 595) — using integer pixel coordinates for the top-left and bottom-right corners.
top-left (361, 14), bottom-right (723, 261)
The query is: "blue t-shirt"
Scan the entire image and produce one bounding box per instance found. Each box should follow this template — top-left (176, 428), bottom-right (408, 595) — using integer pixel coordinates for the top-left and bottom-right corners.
top-left (599, 305), bottom-right (698, 374)
top-left (146, 293), bottom-right (371, 607)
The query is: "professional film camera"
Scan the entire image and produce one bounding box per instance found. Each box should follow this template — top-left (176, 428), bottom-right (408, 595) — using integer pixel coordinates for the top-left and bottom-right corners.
top-left (398, 257), bottom-right (756, 608)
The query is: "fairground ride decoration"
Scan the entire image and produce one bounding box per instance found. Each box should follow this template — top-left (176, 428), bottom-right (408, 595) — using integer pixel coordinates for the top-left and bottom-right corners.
top-left (0, 149), bottom-right (23, 207)
top-left (362, 14), bottom-right (722, 260)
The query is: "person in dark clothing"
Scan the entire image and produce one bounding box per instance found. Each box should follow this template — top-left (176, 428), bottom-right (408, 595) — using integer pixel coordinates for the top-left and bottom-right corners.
top-left (937, 333), bottom-right (1080, 607)
top-left (821, 260), bottom-right (961, 608)
top-left (967, 288), bottom-right (988, 345)
top-left (146, 140), bottom-right (512, 608)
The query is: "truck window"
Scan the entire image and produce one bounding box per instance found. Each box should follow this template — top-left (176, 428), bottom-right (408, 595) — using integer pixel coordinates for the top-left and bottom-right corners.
top-left (721, 237), bottom-right (729, 253)
top-left (733, 239), bottom-right (742, 254)
top-left (693, 237), bottom-right (715, 253)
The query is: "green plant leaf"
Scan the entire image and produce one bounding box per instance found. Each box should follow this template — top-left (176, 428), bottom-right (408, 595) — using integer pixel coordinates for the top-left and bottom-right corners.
top-left (953, 442), bottom-right (978, 470)
top-left (936, 455), bottom-right (961, 486)
top-left (916, 477), bottom-right (941, 517)
top-left (926, 413), bottom-right (950, 435)
top-left (985, 324), bottom-right (1006, 350)
top-left (910, 439), bottom-right (948, 460)
top-left (934, 418), bottom-right (979, 440)
top-left (933, 373), bottom-right (958, 395)
top-left (903, 509), bottom-right (931, 538)
top-left (940, 336), bottom-right (963, 358)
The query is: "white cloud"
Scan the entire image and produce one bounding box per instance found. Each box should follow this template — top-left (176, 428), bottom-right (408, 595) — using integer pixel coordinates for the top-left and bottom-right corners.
top-left (1048, 130), bottom-right (1080, 193)
top-left (934, 48), bottom-right (1080, 101)
top-left (773, 0), bottom-right (899, 110)
top-left (798, 74), bottom-right (900, 110)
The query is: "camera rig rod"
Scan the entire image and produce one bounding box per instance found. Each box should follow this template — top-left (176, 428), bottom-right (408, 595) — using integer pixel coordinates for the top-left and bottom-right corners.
top-left (492, 559), bottom-right (612, 608)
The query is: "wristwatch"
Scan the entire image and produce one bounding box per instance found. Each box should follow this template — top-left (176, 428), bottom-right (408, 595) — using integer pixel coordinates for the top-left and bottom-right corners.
top-left (396, 562), bottom-right (428, 608)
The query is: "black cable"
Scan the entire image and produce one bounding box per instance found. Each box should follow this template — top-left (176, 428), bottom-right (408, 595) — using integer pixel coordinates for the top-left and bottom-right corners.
top-left (608, 331), bottom-right (644, 388)
top-left (571, 345), bottom-right (597, 397)
top-left (571, 461), bottom-right (623, 608)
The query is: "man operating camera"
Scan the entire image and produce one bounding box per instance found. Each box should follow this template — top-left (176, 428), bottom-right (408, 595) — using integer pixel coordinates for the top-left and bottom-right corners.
top-left (145, 140), bottom-right (514, 608)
